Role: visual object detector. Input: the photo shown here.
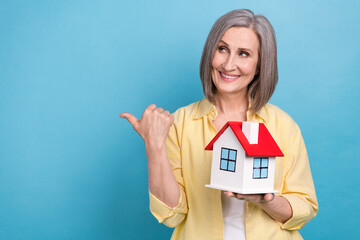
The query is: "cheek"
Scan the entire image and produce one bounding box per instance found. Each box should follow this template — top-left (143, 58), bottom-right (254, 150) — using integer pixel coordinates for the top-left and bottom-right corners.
top-left (211, 53), bottom-right (223, 69)
top-left (241, 61), bottom-right (258, 75)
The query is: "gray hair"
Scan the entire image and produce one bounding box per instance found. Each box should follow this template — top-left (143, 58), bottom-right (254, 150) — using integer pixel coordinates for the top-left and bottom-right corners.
top-left (199, 9), bottom-right (278, 113)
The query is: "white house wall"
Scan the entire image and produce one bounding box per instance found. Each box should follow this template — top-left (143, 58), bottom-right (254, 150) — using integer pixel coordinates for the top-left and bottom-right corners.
top-left (242, 156), bottom-right (276, 193)
top-left (211, 127), bottom-right (245, 191)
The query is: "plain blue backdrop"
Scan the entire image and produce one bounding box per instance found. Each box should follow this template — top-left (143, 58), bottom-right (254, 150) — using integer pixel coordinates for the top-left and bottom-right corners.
top-left (1, 0), bottom-right (359, 239)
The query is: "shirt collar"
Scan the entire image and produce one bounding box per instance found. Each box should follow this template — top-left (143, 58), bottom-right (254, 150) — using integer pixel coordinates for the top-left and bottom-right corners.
top-left (194, 98), bottom-right (216, 119)
top-left (248, 100), bottom-right (267, 123)
top-left (194, 98), bottom-right (267, 123)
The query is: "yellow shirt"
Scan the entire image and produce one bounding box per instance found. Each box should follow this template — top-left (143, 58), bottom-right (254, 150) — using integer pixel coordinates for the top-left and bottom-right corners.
top-left (149, 98), bottom-right (318, 240)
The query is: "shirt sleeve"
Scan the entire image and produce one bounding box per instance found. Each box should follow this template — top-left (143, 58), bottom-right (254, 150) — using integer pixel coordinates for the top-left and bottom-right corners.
top-left (149, 110), bottom-right (188, 228)
top-left (279, 122), bottom-right (318, 230)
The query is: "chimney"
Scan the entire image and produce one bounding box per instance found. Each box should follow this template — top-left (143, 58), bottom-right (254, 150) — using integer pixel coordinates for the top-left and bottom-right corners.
top-left (242, 122), bottom-right (259, 144)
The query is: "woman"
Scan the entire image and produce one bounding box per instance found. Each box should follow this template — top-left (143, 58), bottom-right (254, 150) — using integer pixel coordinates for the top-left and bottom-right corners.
top-left (121, 9), bottom-right (318, 240)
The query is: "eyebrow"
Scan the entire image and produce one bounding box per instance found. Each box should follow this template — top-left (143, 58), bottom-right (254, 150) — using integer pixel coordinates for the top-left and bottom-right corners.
top-left (218, 40), bottom-right (254, 54)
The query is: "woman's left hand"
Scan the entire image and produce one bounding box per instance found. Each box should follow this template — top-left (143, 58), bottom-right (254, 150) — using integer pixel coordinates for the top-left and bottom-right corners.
top-left (223, 191), bottom-right (275, 203)
top-left (223, 191), bottom-right (292, 223)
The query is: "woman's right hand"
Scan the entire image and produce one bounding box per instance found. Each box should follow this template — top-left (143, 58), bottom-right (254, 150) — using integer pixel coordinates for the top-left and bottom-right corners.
top-left (120, 104), bottom-right (180, 207)
top-left (120, 104), bottom-right (174, 149)
top-left (121, 105), bottom-right (180, 207)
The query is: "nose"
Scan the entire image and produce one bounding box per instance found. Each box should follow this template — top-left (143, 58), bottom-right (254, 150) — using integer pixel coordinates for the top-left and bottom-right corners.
top-left (223, 54), bottom-right (236, 72)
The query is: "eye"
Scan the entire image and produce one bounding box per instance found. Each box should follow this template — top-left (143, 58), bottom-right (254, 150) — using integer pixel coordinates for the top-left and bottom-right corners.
top-left (239, 51), bottom-right (249, 57)
top-left (218, 46), bottom-right (228, 52)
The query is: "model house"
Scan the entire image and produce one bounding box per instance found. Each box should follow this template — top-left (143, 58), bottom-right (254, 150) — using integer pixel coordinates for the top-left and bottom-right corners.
top-left (205, 122), bottom-right (284, 194)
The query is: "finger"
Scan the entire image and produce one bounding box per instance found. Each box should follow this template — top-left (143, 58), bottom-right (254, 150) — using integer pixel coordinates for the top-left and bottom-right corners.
top-left (143, 104), bottom-right (157, 117)
top-left (119, 112), bottom-right (140, 130)
top-left (236, 193), bottom-right (245, 199)
top-left (146, 104), bottom-right (157, 111)
top-left (164, 110), bottom-right (171, 116)
top-left (156, 107), bottom-right (164, 113)
top-left (223, 191), bottom-right (234, 197)
top-left (263, 193), bottom-right (275, 202)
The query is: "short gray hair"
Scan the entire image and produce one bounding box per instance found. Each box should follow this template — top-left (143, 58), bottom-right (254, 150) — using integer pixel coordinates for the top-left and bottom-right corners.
top-left (199, 9), bottom-right (278, 113)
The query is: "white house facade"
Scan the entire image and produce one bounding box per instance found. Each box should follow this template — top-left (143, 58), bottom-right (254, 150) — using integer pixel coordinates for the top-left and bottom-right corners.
top-left (205, 122), bottom-right (283, 194)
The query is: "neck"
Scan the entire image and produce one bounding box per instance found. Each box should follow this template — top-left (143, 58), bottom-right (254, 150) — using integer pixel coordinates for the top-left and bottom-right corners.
top-left (214, 91), bottom-right (249, 116)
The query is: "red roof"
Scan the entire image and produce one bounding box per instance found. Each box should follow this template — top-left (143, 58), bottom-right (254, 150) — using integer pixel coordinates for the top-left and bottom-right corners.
top-left (205, 122), bottom-right (284, 157)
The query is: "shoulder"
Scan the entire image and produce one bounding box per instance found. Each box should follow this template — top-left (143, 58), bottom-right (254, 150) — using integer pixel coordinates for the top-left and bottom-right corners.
top-left (261, 103), bottom-right (297, 127)
top-left (260, 103), bottom-right (302, 138)
top-left (167, 100), bottom-right (203, 143)
top-left (172, 99), bottom-right (204, 122)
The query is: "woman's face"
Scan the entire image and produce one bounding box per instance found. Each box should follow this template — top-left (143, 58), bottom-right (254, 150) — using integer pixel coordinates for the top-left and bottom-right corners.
top-left (211, 27), bottom-right (259, 97)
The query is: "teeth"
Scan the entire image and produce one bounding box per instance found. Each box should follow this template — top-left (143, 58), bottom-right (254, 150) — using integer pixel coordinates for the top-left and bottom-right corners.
top-left (220, 72), bottom-right (240, 79)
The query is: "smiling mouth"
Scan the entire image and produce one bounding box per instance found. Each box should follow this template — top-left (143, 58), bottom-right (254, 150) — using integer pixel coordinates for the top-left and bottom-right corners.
top-left (219, 71), bottom-right (241, 81)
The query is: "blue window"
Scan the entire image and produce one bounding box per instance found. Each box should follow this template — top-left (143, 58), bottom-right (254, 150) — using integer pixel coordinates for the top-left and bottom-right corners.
top-left (220, 148), bottom-right (237, 172)
top-left (253, 157), bottom-right (269, 179)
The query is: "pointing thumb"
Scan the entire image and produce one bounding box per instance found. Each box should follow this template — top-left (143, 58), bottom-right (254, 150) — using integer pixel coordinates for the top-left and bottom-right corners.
top-left (120, 112), bottom-right (139, 130)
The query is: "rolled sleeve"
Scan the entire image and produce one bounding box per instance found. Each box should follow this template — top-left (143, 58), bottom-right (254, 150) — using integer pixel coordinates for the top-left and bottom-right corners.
top-left (279, 122), bottom-right (318, 230)
top-left (280, 194), bottom-right (315, 230)
top-left (149, 188), bottom-right (188, 228)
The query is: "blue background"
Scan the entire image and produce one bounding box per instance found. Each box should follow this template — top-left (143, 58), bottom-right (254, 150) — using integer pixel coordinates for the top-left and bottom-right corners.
top-left (1, 0), bottom-right (359, 239)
